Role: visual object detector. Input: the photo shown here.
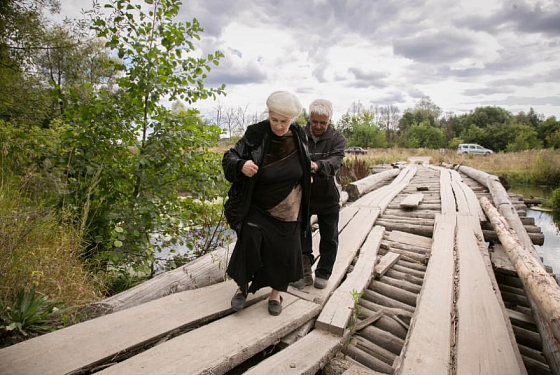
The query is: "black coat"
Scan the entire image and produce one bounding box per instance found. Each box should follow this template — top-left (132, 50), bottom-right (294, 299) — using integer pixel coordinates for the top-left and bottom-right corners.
top-left (305, 124), bottom-right (346, 214)
top-left (222, 120), bottom-right (312, 234)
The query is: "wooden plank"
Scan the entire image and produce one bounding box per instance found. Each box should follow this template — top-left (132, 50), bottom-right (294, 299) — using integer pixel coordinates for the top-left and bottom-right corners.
top-left (455, 215), bottom-right (527, 375)
top-left (374, 252), bottom-right (401, 278)
top-left (385, 230), bottom-right (432, 249)
top-left (491, 244), bottom-right (517, 275)
top-left (450, 170), bottom-right (486, 222)
top-left (97, 294), bottom-right (320, 375)
top-left (316, 226), bottom-right (384, 335)
top-left (0, 280), bottom-right (268, 375)
top-left (244, 329), bottom-right (344, 375)
top-left (438, 167), bottom-right (456, 215)
top-left (394, 214), bottom-right (455, 375)
top-left (289, 208), bottom-right (380, 305)
top-left (343, 364), bottom-right (385, 375)
top-left (399, 193), bottom-right (424, 209)
top-left (508, 308), bottom-right (536, 327)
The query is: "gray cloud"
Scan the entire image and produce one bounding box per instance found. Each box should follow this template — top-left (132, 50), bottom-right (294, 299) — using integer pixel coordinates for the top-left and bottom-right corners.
top-left (409, 88), bottom-right (426, 99)
top-left (455, 1), bottom-right (560, 37)
top-left (479, 96), bottom-right (560, 106)
top-left (463, 87), bottom-right (513, 96)
top-left (393, 30), bottom-right (478, 63)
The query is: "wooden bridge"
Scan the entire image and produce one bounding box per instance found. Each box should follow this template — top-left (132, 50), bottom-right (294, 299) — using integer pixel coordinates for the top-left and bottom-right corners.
top-left (1, 161), bottom-right (559, 375)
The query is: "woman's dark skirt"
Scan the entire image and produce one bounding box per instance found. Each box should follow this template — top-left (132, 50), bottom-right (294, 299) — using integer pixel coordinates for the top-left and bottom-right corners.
top-left (227, 207), bottom-right (304, 294)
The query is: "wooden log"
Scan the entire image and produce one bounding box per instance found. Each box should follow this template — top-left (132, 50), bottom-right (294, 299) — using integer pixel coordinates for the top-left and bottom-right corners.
top-left (346, 168), bottom-right (400, 201)
top-left (518, 343), bottom-right (548, 364)
top-left (483, 229), bottom-right (544, 246)
top-left (353, 336), bottom-right (396, 366)
top-left (355, 309), bottom-right (385, 331)
top-left (362, 289), bottom-right (415, 313)
top-left (374, 252), bottom-right (400, 278)
top-left (377, 215), bottom-right (435, 226)
top-left (383, 209), bottom-right (436, 219)
top-left (397, 259), bottom-right (427, 272)
top-left (378, 275), bottom-right (422, 294)
top-left (364, 314), bottom-right (408, 340)
top-left (480, 196), bottom-right (560, 344)
top-left (358, 324), bottom-right (405, 355)
top-left (381, 240), bottom-right (430, 255)
top-left (385, 269), bottom-right (424, 286)
top-left (399, 193), bottom-right (424, 209)
top-left (359, 299), bottom-right (413, 322)
top-left (87, 243), bottom-right (234, 316)
top-left (345, 345), bottom-right (393, 374)
top-left (376, 220), bottom-right (434, 237)
top-left (522, 355), bottom-right (553, 375)
top-left (378, 246), bottom-right (428, 264)
top-left (513, 325), bottom-right (544, 350)
top-left (370, 281), bottom-right (417, 307)
top-left (391, 264), bottom-right (425, 279)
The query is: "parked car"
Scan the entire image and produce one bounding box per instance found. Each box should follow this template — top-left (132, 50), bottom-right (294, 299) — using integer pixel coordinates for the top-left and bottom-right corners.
top-left (345, 146), bottom-right (367, 155)
top-left (457, 143), bottom-right (493, 155)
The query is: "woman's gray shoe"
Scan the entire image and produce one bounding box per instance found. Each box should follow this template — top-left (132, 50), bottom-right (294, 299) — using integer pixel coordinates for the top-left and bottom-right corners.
top-left (290, 255), bottom-right (313, 289)
top-left (231, 291), bottom-right (247, 311)
top-left (268, 296), bottom-right (283, 316)
top-left (314, 277), bottom-right (328, 289)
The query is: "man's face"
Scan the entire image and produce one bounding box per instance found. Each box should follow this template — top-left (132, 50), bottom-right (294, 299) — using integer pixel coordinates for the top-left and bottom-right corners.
top-left (309, 113), bottom-right (330, 137)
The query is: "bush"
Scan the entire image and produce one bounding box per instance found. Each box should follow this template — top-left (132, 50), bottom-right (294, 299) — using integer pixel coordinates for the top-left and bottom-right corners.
top-left (550, 188), bottom-right (560, 211)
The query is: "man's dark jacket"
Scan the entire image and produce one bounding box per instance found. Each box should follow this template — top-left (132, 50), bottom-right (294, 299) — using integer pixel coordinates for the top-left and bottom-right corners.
top-left (305, 124), bottom-right (346, 214)
top-left (222, 120), bottom-right (312, 234)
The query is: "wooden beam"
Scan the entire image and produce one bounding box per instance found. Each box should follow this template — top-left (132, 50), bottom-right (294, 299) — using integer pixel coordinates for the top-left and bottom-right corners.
top-left (347, 168), bottom-right (400, 201)
top-left (385, 230), bottom-right (432, 249)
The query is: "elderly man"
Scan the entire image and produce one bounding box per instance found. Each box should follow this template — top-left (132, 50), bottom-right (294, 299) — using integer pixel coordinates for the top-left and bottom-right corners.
top-left (292, 99), bottom-right (346, 289)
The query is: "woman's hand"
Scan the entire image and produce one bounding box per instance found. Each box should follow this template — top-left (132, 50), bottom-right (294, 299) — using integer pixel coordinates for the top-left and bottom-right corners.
top-left (241, 160), bottom-right (259, 177)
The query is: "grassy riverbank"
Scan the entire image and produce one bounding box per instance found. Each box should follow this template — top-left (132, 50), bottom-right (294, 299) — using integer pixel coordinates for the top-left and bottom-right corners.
top-left (349, 148), bottom-right (560, 188)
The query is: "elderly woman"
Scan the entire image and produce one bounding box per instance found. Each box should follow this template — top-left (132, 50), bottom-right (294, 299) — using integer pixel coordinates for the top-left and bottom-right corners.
top-left (222, 91), bottom-right (311, 316)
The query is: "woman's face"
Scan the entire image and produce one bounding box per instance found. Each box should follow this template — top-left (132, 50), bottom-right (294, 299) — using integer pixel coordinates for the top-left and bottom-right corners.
top-left (269, 111), bottom-right (292, 136)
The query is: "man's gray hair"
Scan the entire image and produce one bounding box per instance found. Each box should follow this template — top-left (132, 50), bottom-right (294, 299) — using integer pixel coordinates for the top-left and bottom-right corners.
top-left (309, 99), bottom-right (333, 119)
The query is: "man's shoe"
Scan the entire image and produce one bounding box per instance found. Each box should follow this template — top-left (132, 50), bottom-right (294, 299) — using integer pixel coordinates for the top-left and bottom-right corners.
top-left (268, 296), bottom-right (283, 316)
top-left (314, 277), bottom-right (328, 289)
top-left (290, 275), bottom-right (313, 289)
top-left (231, 290), bottom-right (247, 311)
top-left (290, 255), bottom-right (313, 289)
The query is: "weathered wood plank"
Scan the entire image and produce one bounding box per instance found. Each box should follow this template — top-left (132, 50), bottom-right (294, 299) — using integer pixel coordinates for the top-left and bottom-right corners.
top-left (0, 281), bottom-right (268, 375)
top-left (288, 208), bottom-right (380, 305)
top-left (96, 294), bottom-right (320, 375)
top-left (455, 215), bottom-right (527, 375)
top-left (491, 244), bottom-right (517, 275)
top-left (394, 214), bottom-right (455, 375)
top-left (437, 167), bottom-right (456, 215)
top-left (316, 226), bottom-right (384, 336)
top-left (385, 230), bottom-right (432, 249)
top-left (244, 330), bottom-right (344, 375)
top-left (347, 168), bottom-right (400, 201)
top-left (374, 252), bottom-right (401, 278)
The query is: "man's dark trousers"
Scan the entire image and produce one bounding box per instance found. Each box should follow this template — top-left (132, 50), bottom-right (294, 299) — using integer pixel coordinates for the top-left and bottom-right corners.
top-left (302, 211), bottom-right (339, 280)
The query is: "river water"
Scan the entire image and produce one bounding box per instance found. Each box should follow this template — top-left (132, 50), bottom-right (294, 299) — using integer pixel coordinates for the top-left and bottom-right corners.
top-left (510, 184), bottom-right (560, 282)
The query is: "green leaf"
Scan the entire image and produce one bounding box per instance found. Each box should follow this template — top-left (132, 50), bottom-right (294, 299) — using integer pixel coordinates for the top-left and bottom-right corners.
top-left (114, 240), bottom-right (123, 248)
top-left (115, 226), bottom-right (124, 233)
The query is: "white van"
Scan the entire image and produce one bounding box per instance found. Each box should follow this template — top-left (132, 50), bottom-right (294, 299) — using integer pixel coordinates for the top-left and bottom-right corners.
top-left (457, 143), bottom-right (493, 155)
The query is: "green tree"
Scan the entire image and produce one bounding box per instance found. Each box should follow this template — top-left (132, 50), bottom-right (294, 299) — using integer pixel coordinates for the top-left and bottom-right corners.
top-left (399, 121), bottom-right (444, 149)
top-left (348, 123), bottom-right (387, 148)
top-left (538, 116), bottom-right (560, 148)
top-left (506, 124), bottom-right (543, 151)
top-left (546, 130), bottom-right (560, 149)
top-left (59, 0), bottom-right (226, 275)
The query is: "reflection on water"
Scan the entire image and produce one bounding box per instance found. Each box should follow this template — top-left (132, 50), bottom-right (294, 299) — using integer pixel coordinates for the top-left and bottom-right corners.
top-left (510, 183), bottom-right (559, 282)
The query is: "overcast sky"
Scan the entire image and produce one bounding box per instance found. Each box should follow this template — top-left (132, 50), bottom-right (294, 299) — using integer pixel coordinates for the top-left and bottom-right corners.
top-left (51, 0), bottom-right (560, 122)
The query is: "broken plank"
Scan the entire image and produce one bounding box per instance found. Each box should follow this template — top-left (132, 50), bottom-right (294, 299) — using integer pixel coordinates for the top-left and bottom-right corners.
top-left (385, 230), bottom-right (432, 249)
top-left (97, 294), bottom-right (320, 375)
top-left (374, 252), bottom-right (401, 278)
top-left (315, 226), bottom-right (384, 336)
top-left (0, 280), bottom-right (268, 375)
top-left (399, 193), bottom-right (424, 209)
top-left (491, 244), bottom-right (517, 275)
